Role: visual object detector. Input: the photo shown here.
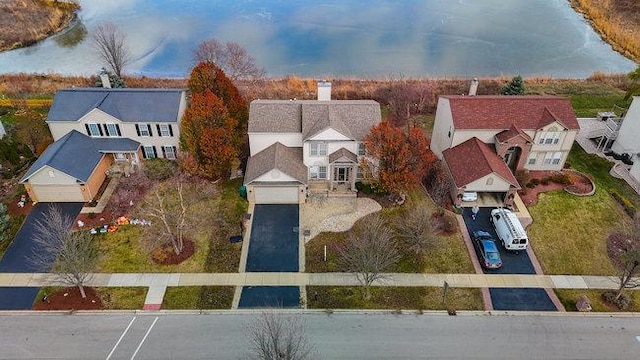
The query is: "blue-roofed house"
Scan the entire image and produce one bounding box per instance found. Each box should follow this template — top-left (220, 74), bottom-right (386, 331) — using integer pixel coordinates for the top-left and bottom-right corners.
top-left (21, 87), bottom-right (186, 203)
top-left (46, 87), bottom-right (187, 160)
top-left (20, 130), bottom-right (141, 203)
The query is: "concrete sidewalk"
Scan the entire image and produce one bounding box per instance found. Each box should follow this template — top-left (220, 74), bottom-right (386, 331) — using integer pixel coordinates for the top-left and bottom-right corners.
top-left (1, 272), bottom-right (631, 310)
top-left (0, 272), bottom-right (629, 290)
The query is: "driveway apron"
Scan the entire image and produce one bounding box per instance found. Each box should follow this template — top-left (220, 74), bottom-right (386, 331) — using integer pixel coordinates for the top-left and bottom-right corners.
top-left (462, 207), bottom-right (556, 311)
top-left (240, 204), bottom-right (300, 308)
top-left (0, 203), bottom-right (83, 310)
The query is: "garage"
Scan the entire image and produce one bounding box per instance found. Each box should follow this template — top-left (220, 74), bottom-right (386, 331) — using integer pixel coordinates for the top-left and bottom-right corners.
top-left (253, 185), bottom-right (300, 204)
top-left (29, 184), bottom-right (85, 203)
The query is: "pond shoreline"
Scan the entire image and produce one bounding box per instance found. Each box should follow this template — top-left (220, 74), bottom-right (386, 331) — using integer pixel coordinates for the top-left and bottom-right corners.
top-left (0, 0), bottom-right (79, 53)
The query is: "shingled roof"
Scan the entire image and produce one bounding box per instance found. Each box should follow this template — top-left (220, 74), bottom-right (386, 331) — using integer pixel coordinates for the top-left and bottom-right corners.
top-left (248, 100), bottom-right (380, 140)
top-left (244, 143), bottom-right (307, 184)
top-left (20, 130), bottom-right (140, 183)
top-left (442, 137), bottom-right (519, 188)
top-left (495, 124), bottom-right (533, 143)
top-left (47, 88), bottom-right (186, 123)
top-left (442, 95), bottom-right (578, 130)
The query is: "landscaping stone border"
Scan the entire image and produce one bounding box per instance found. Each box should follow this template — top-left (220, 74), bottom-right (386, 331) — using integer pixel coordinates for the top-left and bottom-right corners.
top-left (563, 169), bottom-right (596, 197)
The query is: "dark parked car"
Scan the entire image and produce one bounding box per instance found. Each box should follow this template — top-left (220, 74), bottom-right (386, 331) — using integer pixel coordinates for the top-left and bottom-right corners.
top-left (472, 230), bottom-right (503, 269)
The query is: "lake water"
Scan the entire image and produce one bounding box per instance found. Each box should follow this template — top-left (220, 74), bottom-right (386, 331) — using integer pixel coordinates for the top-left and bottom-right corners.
top-left (0, 0), bottom-right (636, 78)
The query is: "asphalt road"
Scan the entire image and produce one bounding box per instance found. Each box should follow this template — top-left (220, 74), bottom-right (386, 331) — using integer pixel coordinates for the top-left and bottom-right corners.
top-left (462, 207), bottom-right (557, 311)
top-left (1, 312), bottom-right (639, 359)
top-left (0, 202), bottom-right (83, 310)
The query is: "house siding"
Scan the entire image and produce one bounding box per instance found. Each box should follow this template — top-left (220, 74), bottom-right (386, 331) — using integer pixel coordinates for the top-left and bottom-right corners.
top-left (464, 174), bottom-right (511, 192)
top-left (249, 133), bottom-right (303, 155)
top-left (84, 155), bottom-right (113, 201)
top-left (612, 97), bottom-right (640, 156)
top-left (431, 98), bottom-right (454, 158)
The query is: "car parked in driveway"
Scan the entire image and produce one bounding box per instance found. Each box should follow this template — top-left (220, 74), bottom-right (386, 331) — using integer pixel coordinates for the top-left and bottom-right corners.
top-left (472, 230), bottom-right (503, 269)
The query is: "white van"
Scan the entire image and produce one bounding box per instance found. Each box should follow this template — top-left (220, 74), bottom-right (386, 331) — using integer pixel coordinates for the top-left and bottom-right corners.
top-left (490, 208), bottom-right (528, 251)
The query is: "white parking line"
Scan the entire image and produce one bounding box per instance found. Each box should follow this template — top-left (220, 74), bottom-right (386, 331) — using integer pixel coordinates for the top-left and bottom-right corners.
top-left (130, 317), bottom-right (159, 360)
top-left (106, 317), bottom-right (137, 360)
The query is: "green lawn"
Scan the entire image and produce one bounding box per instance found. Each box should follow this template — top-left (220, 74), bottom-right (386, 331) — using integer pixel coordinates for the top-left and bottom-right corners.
top-left (96, 179), bottom-right (245, 273)
top-left (307, 286), bottom-right (483, 311)
top-left (162, 286), bottom-right (234, 309)
top-left (305, 189), bottom-right (474, 274)
top-left (555, 289), bottom-right (639, 312)
top-left (527, 145), bottom-right (638, 275)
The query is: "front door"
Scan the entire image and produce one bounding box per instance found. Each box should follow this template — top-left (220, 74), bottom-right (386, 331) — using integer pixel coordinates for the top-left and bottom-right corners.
top-left (333, 166), bottom-right (350, 184)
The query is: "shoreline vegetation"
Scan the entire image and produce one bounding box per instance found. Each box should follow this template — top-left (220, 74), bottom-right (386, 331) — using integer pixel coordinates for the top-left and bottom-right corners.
top-left (570, 0), bottom-right (640, 62)
top-left (0, 0), bottom-right (79, 52)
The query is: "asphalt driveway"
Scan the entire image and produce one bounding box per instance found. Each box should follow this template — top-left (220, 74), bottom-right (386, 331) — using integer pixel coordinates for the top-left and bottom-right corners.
top-left (245, 204), bottom-right (299, 272)
top-left (462, 207), bottom-right (557, 311)
top-left (0, 202), bottom-right (83, 310)
top-left (238, 286), bottom-right (300, 308)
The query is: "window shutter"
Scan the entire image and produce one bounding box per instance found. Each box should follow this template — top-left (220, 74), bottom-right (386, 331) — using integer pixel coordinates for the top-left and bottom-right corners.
top-left (162, 146), bottom-right (166, 158)
top-left (116, 124), bottom-right (121, 136)
top-left (157, 124), bottom-right (161, 137)
top-left (135, 124), bottom-right (141, 136)
top-left (85, 124), bottom-right (91, 136)
top-left (148, 124), bottom-right (153, 137)
top-left (168, 124), bottom-right (173, 136)
top-left (153, 146), bottom-right (157, 158)
top-left (99, 124), bottom-right (104, 136)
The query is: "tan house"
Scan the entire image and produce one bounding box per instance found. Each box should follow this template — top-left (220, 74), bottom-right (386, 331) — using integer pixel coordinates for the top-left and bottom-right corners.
top-left (244, 82), bottom-right (381, 204)
top-left (431, 95), bottom-right (579, 206)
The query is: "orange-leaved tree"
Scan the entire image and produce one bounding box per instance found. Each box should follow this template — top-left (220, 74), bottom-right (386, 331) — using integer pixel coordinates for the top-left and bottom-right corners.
top-left (180, 90), bottom-right (238, 179)
top-left (188, 61), bottom-right (248, 134)
top-left (363, 122), bottom-right (435, 196)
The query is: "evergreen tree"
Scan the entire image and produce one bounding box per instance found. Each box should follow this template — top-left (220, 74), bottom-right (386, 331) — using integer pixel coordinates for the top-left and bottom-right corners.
top-left (501, 75), bottom-right (525, 95)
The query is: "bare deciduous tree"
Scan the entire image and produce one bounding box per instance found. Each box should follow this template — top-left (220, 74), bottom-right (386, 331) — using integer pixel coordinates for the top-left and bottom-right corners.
top-left (140, 180), bottom-right (189, 255)
top-left (193, 38), bottom-right (265, 81)
top-left (138, 176), bottom-right (216, 256)
top-left (246, 311), bottom-right (315, 360)
top-left (394, 203), bottom-right (436, 255)
top-left (91, 22), bottom-right (131, 78)
top-left (336, 214), bottom-right (400, 300)
top-left (607, 216), bottom-right (640, 301)
top-left (374, 79), bottom-right (435, 128)
top-left (31, 205), bottom-right (98, 299)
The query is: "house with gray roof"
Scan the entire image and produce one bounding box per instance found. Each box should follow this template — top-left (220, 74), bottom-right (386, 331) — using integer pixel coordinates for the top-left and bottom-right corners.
top-left (22, 87), bottom-right (186, 203)
top-left (245, 82), bottom-right (381, 204)
top-left (20, 130), bottom-right (140, 203)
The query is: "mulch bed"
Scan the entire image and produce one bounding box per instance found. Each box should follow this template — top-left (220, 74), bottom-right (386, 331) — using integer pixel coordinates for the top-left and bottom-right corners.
top-left (151, 239), bottom-right (195, 265)
top-left (73, 210), bottom-right (115, 231)
top-left (32, 286), bottom-right (104, 311)
top-left (518, 170), bottom-right (593, 206)
top-left (6, 193), bottom-right (33, 217)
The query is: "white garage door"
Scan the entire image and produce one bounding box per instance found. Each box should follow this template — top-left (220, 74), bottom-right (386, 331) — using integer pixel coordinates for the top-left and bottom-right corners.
top-left (31, 185), bottom-right (85, 202)
top-left (254, 186), bottom-right (299, 204)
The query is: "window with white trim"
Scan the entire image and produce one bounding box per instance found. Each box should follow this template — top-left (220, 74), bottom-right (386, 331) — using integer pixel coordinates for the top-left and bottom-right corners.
top-left (551, 152), bottom-right (562, 165)
top-left (143, 146), bottom-right (156, 159)
top-left (538, 129), bottom-right (561, 145)
top-left (309, 142), bottom-right (327, 156)
top-left (159, 124), bottom-right (172, 137)
top-left (106, 123), bottom-right (120, 137)
top-left (163, 146), bottom-right (176, 160)
top-left (310, 165), bottom-right (327, 180)
top-left (357, 142), bottom-right (366, 156)
top-left (137, 124), bottom-right (151, 137)
top-left (527, 152), bottom-right (537, 165)
top-left (356, 166), bottom-right (364, 180)
top-left (87, 123), bottom-right (101, 137)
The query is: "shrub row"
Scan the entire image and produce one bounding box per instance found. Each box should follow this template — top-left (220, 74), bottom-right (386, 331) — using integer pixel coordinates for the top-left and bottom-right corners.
top-left (525, 173), bottom-right (572, 188)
